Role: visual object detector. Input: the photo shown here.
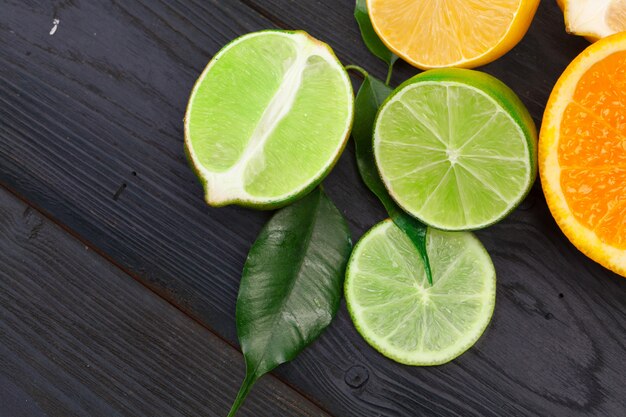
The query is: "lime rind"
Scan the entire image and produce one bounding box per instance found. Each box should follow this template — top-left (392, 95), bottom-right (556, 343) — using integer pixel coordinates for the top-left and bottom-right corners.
top-left (373, 69), bottom-right (537, 230)
top-left (184, 30), bottom-right (354, 209)
top-left (345, 220), bottom-right (496, 366)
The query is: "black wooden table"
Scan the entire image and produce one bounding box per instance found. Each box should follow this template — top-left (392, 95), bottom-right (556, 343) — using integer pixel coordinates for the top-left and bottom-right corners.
top-left (1, 1), bottom-right (625, 416)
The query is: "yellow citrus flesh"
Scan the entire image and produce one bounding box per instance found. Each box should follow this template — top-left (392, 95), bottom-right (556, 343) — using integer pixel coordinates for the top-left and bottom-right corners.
top-left (540, 32), bottom-right (626, 277)
top-left (367, 0), bottom-right (540, 69)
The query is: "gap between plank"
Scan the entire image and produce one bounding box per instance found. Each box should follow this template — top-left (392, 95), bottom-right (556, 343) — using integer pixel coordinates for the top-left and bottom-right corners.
top-left (0, 181), bottom-right (336, 417)
top-left (238, 0), bottom-right (290, 30)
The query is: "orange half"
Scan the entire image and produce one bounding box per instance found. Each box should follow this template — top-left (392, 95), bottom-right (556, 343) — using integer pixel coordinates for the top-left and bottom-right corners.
top-left (367, 0), bottom-right (540, 69)
top-left (540, 32), bottom-right (626, 277)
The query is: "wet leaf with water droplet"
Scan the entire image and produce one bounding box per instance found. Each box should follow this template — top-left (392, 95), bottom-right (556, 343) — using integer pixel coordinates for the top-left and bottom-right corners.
top-left (228, 188), bottom-right (352, 416)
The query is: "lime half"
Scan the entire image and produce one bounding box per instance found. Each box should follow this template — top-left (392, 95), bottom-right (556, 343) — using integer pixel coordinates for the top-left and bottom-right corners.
top-left (345, 220), bottom-right (496, 366)
top-left (374, 69), bottom-right (537, 230)
top-left (185, 30), bottom-right (354, 208)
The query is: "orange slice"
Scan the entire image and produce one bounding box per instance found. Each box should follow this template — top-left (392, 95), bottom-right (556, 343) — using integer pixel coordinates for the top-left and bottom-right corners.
top-left (540, 32), bottom-right (626, 277)
top-left (367, 0), bottom-right (540, 69)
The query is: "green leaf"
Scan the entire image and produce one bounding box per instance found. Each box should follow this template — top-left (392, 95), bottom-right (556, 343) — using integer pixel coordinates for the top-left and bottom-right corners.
top-left (352, 74), bottom-right (433, 285)
top-left (354, 0), bottom-right (398, 81)
top-left (228, 187), bottom-right (352, 416)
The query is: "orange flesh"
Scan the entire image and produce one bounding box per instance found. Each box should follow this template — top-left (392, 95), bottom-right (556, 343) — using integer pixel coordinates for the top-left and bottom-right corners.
top-left (558, 51), bottom-right (626, 248)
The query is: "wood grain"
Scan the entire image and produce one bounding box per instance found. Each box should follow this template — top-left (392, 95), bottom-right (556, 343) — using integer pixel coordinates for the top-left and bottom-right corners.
top-left (1, 0), bottom-right (625, 416)
top-left (0, 186), bottom-right (327, 417)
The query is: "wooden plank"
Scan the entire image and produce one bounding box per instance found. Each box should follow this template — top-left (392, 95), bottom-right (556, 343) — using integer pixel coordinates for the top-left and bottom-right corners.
top-left (0, 186), bottom-right (328, 417)
top-left (1, 1), bottom-right (626, 416)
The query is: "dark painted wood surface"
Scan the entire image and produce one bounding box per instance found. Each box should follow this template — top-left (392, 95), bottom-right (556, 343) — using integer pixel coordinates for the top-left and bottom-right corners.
top-left (1, 0), bottom-right (625, 416)
top-left (0, 187), bottom-right (327, 417)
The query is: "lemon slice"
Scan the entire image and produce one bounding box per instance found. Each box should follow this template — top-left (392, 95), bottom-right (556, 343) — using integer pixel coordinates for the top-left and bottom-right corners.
top-left (366, 0), bottom-right (540, 69)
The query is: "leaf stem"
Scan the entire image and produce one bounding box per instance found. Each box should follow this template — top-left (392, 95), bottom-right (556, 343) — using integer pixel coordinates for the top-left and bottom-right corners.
top-left (345, 64), bottom-right (369, 79)
top-left (352, 75), bottom-right (433, 287)
top-left (385, 60), bottom-right (395, 86)
top-left (227, 372), bottom-right (257, 417)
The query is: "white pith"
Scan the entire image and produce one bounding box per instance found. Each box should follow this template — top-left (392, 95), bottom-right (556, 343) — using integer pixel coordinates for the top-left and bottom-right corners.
top-left (345, 220), bottom-right (496, 366)
top-left (564, 0), bottom-right (625, 38)
top-left (184, 31), bottom-right (353, 206)
top-left (374, 81), bottom-right (532, 230)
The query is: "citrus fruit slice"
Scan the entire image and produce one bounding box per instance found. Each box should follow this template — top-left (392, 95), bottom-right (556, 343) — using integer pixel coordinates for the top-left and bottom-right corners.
top-left (345, 220), bottom-right (496, 366)
top-left (366, 0), bottom-right (540, 69)
top-left (561, 0), bottom-right (626, 41)
top-left (374, 69), bottom-right (537, 231)
top-left (184, 31), bottom-right (354, 208)
top-left (540, 32), bottom-right (626, 277)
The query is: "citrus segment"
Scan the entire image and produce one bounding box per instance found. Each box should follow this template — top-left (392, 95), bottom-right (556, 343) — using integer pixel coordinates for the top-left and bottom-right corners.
top-left (559, 103), bottom-right (626, 168)
top-left (184, 31), bottom-right (353, 208)
top-left (366, 0), bottom-right (540, 69)
top-left (345, 220), bottom-right (496, 366)
top-left (558, 50), bottom-right (626, 248)
top-left (540, 32), bottom-right (626, 276)
top-left (560, 167), bottom-right (626, 249)
top-left (374, 69), bottom-right (537, 231)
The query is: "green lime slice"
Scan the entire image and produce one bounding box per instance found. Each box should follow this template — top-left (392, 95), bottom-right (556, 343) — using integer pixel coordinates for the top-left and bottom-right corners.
top-left (374, 68), bottom-right (537, 230)
top-left (345, 220), bottom-right (496, 366)
top-left (185, 30), bottom-right (354, 208)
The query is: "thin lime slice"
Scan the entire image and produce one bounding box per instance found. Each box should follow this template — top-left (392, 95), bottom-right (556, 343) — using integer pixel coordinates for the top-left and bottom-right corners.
top-left (345, 220), bottom-right (496, 366)
top-left (185, 30), bottom-right (354, 208)
top-left (374, 69), bottom-right (537, 230)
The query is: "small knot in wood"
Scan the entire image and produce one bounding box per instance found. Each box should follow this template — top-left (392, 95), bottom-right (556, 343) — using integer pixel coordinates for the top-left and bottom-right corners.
top-left (344, 365), bottom-right (369, 389)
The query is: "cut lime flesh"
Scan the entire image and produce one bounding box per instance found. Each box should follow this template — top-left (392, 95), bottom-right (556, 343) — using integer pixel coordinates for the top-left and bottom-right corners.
top-left (185, 30), bottom-right (353, 208)
top-left (345, 220), bottom-right (496, 366)
top-left (374, 69), bottom-right (537, 230)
